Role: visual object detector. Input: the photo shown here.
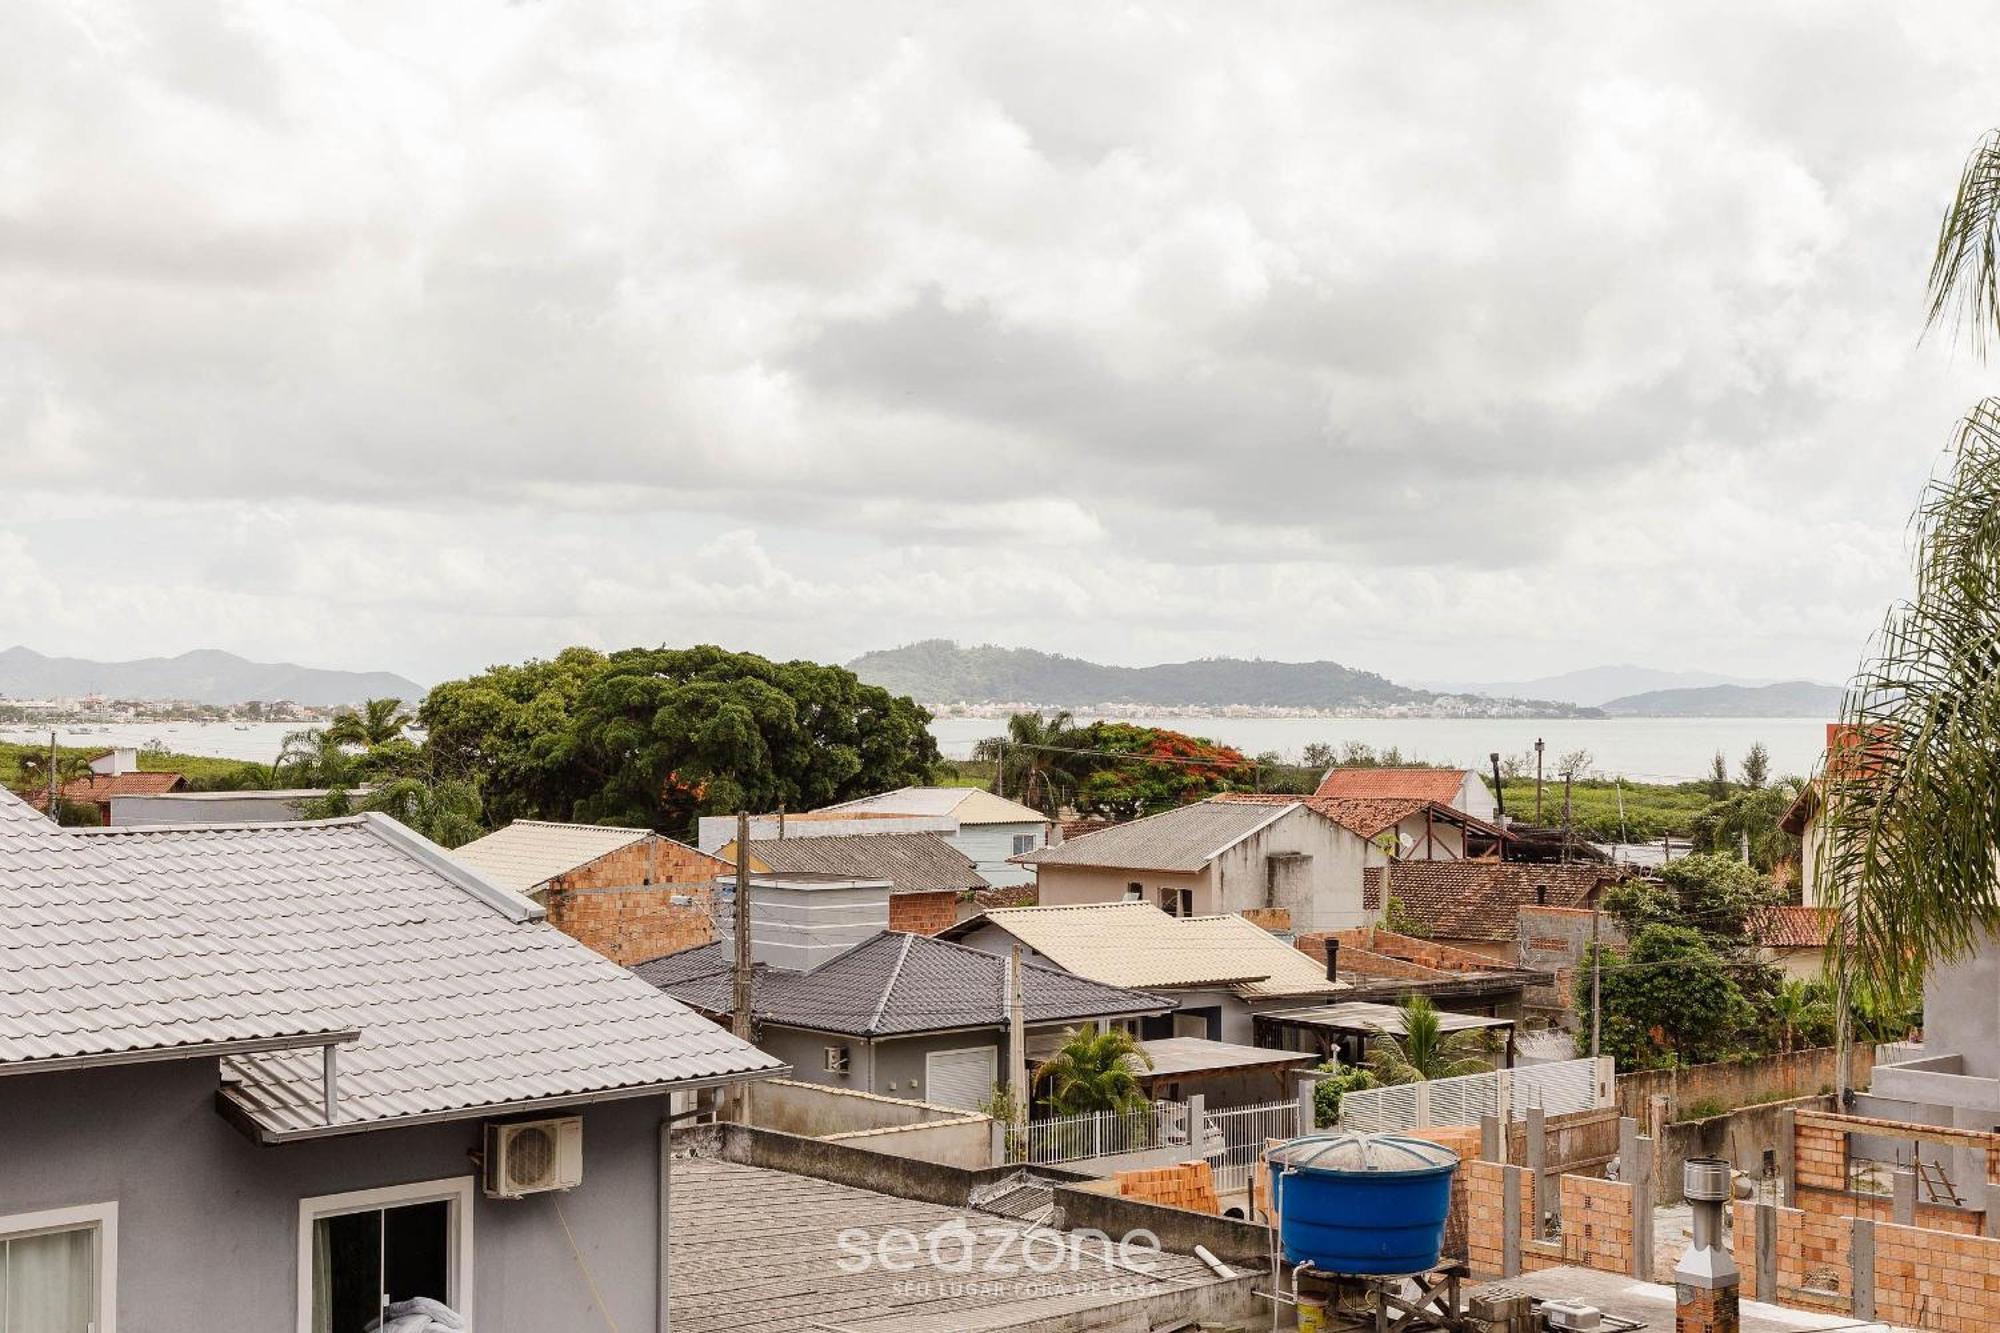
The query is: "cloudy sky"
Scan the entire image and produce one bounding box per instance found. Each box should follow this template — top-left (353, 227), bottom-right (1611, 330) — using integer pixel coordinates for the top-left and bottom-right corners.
top-left (4, 2), bottom-right (1997, 687)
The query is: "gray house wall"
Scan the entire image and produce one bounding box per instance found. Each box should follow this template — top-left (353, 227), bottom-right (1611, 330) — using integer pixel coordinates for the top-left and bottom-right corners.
top-left (0, 1057), bottom-right (668, 1333)
top-left (757, 1021), bottom-right (1094, 1104)
top-left (1924, 934), bottom-right (2000, 1080)
top-left (954, 821), bottom-right (1048, 888)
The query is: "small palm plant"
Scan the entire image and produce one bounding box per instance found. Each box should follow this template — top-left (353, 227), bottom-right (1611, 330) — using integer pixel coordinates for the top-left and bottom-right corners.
top-left (324, 697), bottom-right (412, 749)
top-left (1365, 994), bottom-right (1495, 1085)
top-left (1768, 978), bottom-right (1833, 1056)
top-left (1033, 1025), bottom-right (1153, 1116)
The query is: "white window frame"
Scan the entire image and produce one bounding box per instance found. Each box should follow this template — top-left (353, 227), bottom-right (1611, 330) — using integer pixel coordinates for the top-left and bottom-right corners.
top-left (1011, 832), bottom-right (1037, 856)
top-left (0, 1201), bottom-right (117, 1333)
top-left (295, 1176), bottom-right (474, 1333)
top-left (923, 1045), bottom-right (1000, 1110)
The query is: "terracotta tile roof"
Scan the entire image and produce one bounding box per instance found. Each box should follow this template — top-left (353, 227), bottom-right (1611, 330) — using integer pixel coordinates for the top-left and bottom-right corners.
top-left (1314, 767), bottom-right (1470, 804)
top-left (1365, 861), bottom-right (1623, 942)
top-left (1211, 791), bottom-right (1501, 841)
top-left (22, 770), bottom-right (187, 810)
top-left (1751, 905), bottom-right (1841, 950)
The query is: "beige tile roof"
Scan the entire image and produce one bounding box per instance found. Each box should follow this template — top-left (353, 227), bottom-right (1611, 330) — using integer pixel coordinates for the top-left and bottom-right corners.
top-left (449, 819), bottom-right (659, 893)
top-left (958, 901), bottom-right (1345, 1000)
top-left (816, 786), bottom-right (1051, 826)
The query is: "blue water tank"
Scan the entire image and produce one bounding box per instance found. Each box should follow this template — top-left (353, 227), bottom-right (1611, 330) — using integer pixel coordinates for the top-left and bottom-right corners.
top-left (1266, 1132), bottom-right (1460, 1276)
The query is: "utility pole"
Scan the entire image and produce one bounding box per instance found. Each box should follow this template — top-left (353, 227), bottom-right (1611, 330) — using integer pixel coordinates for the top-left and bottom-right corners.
top-left (731, 811), bottom-right (753, 1117)
top-left (1533, 738), bottom-right (1545, 823)
top-left (1589, 906), bottom-right (1603, 1061)
top-left (1008, 945), bottom-right (1029, 1125)
top-left (995, 739), bottom-right (1006, 800)
top-left (1552, 764), bottom-right (1568, 868)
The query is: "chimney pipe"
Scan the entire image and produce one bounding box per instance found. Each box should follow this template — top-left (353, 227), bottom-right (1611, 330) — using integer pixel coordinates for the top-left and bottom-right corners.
top-left (1489, 751), bottom-right (1506, 821)
top-left (1675, 1157), bottom-right (1739, 1333)
top-left (1325, 937), bottom-right (1341, 983)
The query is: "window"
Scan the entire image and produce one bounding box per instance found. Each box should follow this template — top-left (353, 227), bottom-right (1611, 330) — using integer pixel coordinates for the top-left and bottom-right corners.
top-left (1159, 887), bottom-right (1194, 917)
top-left (1124, 882), bottom-right (1143, 902)
top-left (0, 1202), bottom-right (115, 1333)
top-left (1012, 833), bottom-right (1037, 856)
top-left (297, 1178), bottom-right (472, 1333)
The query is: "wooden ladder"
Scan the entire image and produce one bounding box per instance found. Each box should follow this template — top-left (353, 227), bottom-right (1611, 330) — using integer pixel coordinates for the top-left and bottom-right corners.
top-left (1915, 1156), bottom-right (1965, 1206)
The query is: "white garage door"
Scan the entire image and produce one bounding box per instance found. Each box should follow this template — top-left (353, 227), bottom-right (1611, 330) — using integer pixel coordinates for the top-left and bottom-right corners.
top-left (924, 1046), bottom-right (999, 1110)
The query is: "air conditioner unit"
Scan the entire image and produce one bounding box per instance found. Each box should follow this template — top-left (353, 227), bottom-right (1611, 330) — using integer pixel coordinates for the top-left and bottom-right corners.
top-left (824, 1045), bottom-right (852, 1073)
top-left (484, 1116), bottom-right (584, 1199)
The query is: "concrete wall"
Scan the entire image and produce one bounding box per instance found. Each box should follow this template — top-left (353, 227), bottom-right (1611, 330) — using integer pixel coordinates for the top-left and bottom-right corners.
top-left (0, 1057), bottom-right (670, 1333)
top-left (1615, 1045), bottom-right (1873, 1120)
top-left (1036, 864), bottom-right (1210, 913)
top-left (759, 1022), bottom-right (1084, 1106)
top-left (112, 792), bottom-right (312, 825)
top-left (1034, 806), bottom-right (1385, 932)
top-left (821, 1116), bottom-right (994, 1169)
top-left (1655, 1094), bottom-right (1833, 1204)
top-left (748, 1078), bottom-right (968, 1136)
top-left (1516, 905), bottom-right (1625, 1019)
top-left (1209, 805), bottom-right (1385, 933)
top-left (1925, 929), bottom-right (2000, 1080)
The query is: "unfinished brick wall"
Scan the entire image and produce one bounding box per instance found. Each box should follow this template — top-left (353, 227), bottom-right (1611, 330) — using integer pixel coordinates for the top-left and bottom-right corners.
top-left (1794, 1118), bottom-right (1850, 1192)
top-left (887, 890), bottom-right (959, 936)
top-left (542, 835), bottom-right (727, 965)
top-left (1465, 1160), bottom-right (1635, 1280)
top-left (1730, 1201), bottom-right (1852, 1314)
top-left (1873, 1220), bottom-right (2000, 1332)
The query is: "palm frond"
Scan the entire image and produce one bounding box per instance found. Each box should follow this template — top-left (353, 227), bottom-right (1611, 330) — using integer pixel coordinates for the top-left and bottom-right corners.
top-left (1927, 131), bottom-right (2000, 358)
top-left (1822, 399), bottom-right (2000, 1006)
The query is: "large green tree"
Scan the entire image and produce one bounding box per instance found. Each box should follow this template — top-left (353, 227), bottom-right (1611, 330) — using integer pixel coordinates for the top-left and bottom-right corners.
top-left (1578, 925), bottom-right (1755, 1069)
top-left (422, 645), bottom-right (939, 834)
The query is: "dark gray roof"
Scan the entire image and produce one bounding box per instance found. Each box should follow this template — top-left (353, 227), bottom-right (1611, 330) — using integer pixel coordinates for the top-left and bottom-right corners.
top-left (1019, 798), bottom-right (1297, 872)
top-left (632, 931), bottom-right (1170, 1037)
top-left (748, 831), bottom-right (989, 894)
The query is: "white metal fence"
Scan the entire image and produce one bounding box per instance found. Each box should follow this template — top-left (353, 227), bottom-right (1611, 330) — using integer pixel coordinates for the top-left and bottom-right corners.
top-left (1198, 1098), bottom-right (1300, 1195)
top-left (1015, 1100), bottom-right (1189, 1166)
top-left (1336, 1056), bottom-right (1613, 1133)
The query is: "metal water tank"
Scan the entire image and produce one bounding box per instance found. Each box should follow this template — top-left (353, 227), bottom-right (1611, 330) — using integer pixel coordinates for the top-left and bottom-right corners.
top-left (1266, 1132), bottom-right (1461, 1275)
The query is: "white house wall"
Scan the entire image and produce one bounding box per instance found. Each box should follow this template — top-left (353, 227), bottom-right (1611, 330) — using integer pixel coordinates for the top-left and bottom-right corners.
top-left (953, 820), bottom-right (1049, 888)
top-left (1207, 806), bottom-right (1385, 932)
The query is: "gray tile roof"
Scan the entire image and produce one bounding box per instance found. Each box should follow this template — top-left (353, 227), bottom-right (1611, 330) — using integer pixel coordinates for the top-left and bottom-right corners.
top-left (1018, 798), bottom-right (1296, 872)
top-left (632, 931), bottom-right (1168, 1037)
top-left (0, 785), bottom-right (782, 1139)
top-left (0, 787), bottom-right (351, 1070)
top-left (744, 831), bottom-right (988, 894)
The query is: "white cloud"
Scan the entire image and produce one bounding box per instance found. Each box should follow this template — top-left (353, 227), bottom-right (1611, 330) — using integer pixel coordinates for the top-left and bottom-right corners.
top-left (1, 0), bottom-right (1994, 685)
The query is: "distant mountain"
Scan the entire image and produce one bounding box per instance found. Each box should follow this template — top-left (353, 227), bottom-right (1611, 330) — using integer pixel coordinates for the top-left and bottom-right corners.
top-left (0, 647), bottom-right (423, 708)
top-left (849, 640), bottom-right (1589, 715)
top-left (1427, 664), bottom-right (1772, 708)
top-left (1596, 680), bottom-right (1842, 718)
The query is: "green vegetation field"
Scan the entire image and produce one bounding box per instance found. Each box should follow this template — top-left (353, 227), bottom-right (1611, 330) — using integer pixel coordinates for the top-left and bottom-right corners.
top-left (0, 740), bottom-right (269, 791)
top-left (1496, 776), bottom-right (1713, 840)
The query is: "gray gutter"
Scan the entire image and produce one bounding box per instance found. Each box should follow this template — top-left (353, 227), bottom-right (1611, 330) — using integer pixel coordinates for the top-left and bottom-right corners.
top-left (0, 1028), bottom-right (363, 1079)
top-left (360, 812), bottom-right (546, 923)
top-left (225, 1064), bottom-right (791, 1144)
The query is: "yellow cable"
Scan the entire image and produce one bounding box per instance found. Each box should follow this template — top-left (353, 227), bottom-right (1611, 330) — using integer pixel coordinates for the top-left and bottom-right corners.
top-left (553, 1194), bottom-right (625, 1333)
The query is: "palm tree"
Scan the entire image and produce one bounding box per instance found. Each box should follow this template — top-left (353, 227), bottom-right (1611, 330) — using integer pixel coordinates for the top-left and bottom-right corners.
top-left (325, 698), bottom-right (410, 750)
top-left (356, 777), bottom-right (485, 848)
top-left (1032, 1025), bottom-right (1153, 1116)
top-left (1365, 994), bottom-right (1494, 1085)
top-left (273, 727), bottom-right (355, 788)
top-left (975, 711), bottom-right (1082, 817)
top-left (1817, 131), bottom-right (2000, 1017)
top-left (1767, 978), bottom-right (1832, 1056)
